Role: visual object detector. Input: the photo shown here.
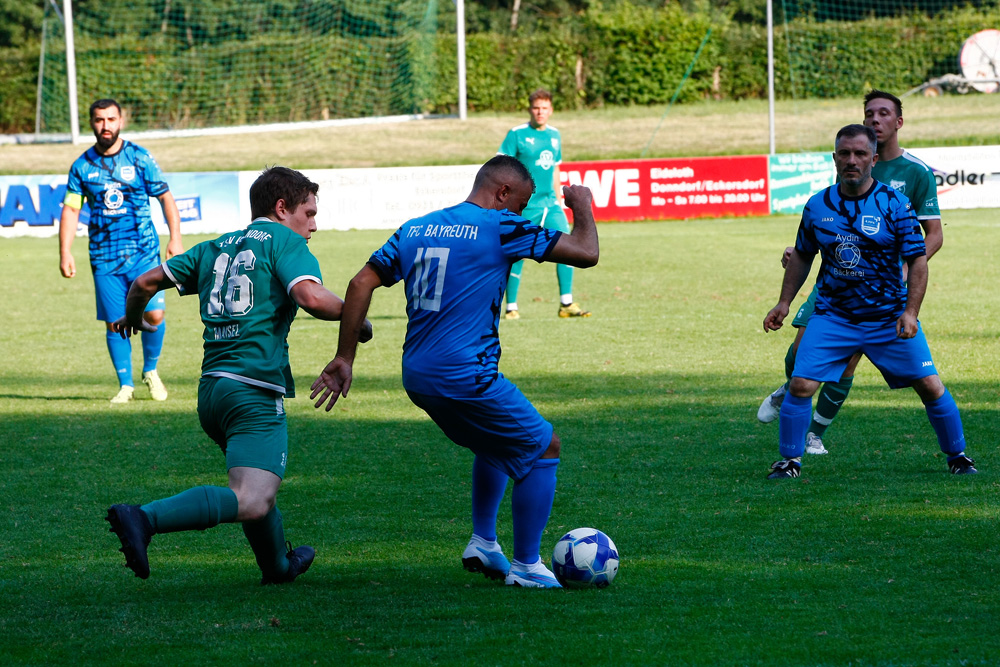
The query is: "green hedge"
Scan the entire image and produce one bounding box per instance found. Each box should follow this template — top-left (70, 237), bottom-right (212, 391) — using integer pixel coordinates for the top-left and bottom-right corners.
top-left (4, 1), bottom-right (998, 133)
top-left (717, 5), bottom-right (1000, 98)
top-left (0, 46), bottom-right (40, 133)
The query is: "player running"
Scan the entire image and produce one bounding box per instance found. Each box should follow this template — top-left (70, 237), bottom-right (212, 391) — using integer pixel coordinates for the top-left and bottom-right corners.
top-left (59, 98), bottom-right (182, 404)
top-left (105, 167), bottom-right (371, 583)
top-left (499, 89), bottom-right (591, 319)
top-left (311, 156), bottom-right (599, 588)
top-left (757, 89), bottom-right (943, 456)
top-left (762, 124), bottom-right (974, 479)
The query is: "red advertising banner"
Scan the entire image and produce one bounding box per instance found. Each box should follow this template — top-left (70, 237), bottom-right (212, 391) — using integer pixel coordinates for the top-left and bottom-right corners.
top-left (560, 155), bottom-right (770, 222)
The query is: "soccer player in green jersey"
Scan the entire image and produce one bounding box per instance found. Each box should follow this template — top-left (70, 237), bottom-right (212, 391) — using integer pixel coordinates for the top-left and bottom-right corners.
top-left (499, 89), bottom-right (591, 319)
top-left (104, 166), bottom-right (370, 583)
top-left (757, 89), bottom-right (943, 455)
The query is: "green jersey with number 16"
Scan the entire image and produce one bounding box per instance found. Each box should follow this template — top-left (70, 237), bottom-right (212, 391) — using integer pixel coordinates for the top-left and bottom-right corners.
top-left (163, 218), bottom-right (322, 396)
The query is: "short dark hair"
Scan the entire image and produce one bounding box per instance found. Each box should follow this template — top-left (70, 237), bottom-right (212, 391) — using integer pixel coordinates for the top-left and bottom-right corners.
top-left (835, 124), bottom-right (877, 153)
top-left (89, 98), bottom-right (121, 119)
top-left (528, 88), bottom-right (553, 106)
top-left (473, 155), bottom-right (535, 195)
top-left (249, 166), bottom-right (319, 219)
top-left (864, 89), bottom-right (902, 117)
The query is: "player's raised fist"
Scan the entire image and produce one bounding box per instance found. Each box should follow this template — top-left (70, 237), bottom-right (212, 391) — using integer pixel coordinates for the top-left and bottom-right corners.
top-left (562, 184), bottom-right (593, 210)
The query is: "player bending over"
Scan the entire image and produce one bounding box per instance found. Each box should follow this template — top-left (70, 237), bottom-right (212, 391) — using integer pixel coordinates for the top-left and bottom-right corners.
top-left (105, 167), bottom-right (370, 583)
top-left (311, 155), bottom-right (599, 588)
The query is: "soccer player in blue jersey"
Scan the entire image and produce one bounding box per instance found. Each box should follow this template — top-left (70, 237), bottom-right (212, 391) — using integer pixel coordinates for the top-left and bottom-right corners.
top-left (499, 89), bottom-right (591, 319)
top-left (762, 124), bottom-right (975, 479)
top-left (104, 167), bottom-right (369, 583)
top-left (59, 98), bottom-right (182, 404)
top-left (757, 90), bottom-right (944, 456)
top-left (311, 155), bottom-right (599, 588)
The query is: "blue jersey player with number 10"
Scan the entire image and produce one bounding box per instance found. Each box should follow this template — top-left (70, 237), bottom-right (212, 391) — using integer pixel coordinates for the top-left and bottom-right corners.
top-left (311, 155), bottom-right (600, 588)
top-left (762, 124), bottom-right (976, 479)
top-left (59, 98), bottom-right (182, 404)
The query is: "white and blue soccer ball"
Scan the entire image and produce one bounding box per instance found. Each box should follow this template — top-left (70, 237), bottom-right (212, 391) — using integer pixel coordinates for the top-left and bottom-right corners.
top-left (552, 527), bottom-right (619, 588)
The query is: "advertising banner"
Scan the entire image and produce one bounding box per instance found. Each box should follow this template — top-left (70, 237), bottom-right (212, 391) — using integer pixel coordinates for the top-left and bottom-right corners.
top-left (907, 145), bottom-right (1000, 210)
top-left (561, 156), bottom-right (770, 222)
top-left (0, 171), bottom-right (240, 238)
top-left (242, 164), bottom-right (482, 232)
top-left (3, 146), bottom-right (996, 238)
top-left (768, 153), bottom-right (836, 215)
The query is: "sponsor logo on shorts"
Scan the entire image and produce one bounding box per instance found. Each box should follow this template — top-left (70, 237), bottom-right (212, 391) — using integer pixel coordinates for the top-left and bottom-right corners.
top-left (922, 361), bottom-right (933, 367)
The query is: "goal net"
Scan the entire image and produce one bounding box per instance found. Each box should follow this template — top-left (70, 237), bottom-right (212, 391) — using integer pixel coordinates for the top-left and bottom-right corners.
top-left (37, 0), bottom-right (442, 135)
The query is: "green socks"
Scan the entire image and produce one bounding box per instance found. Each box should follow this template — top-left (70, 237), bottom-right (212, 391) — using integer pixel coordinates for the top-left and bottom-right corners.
top-left (242, 505), bottom-right (289, 580)
top-left (141, 485), bottom-right (239, 533)
top-left (810, 376), bottom-right (854, 437)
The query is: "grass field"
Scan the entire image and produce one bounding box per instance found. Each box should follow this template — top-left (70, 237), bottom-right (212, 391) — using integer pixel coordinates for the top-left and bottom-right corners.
top-left (1, 210), bottom-right (998, 665)
top-left (3, 95), bottom-right (1000, 175)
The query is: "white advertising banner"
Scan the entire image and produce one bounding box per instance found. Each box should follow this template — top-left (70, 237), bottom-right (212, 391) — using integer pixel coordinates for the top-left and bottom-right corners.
top-left (905, 145), bottom-right (1000, 210)
top-left (237, 164), bottom-right (482, 232)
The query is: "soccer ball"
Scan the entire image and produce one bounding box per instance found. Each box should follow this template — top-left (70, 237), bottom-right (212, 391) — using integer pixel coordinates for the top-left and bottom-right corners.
top-left (551, 527), bottom-right (619, 588)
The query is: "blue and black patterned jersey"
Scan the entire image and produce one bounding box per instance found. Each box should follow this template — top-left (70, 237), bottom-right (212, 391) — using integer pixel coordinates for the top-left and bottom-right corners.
top-left (796, 180), bottom-right (925, 323)
top-left (368, 202), bottom-right (562, 396)
top-left (65, 140), bottom-right (169, 275)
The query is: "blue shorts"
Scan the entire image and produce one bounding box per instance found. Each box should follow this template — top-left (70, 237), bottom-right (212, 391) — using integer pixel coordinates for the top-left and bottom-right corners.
top-left (406, 377), bottom-right (554, 481)
top-left (794, 315), bottom-right (937, 389)
top-left (93, 257), bottom-right (166, 322)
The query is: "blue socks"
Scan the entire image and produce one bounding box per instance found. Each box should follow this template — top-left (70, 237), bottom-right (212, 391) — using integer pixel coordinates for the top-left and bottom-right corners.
top-left (140, 485), bottom-right (239, 533)
top-left (471, 457), bottom-right (508, 541)
top-left (924, 389), bottom-right (966, 456)
top-left (141, 320), bottom-right (165, 373)
top-left (511, 458), bottom-right (559, 564)
top-left (779, 393), bottom-right (812, 459)
top-left (106, 329), bottom-right (133, 387)
top-left (106, 317), bottom-right (166, 384)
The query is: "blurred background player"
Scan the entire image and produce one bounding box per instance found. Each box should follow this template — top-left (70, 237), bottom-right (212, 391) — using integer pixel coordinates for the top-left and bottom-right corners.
top-left (59, 98), bottom-right (182, 404)
top-left (105, 167), bottom-right (370, 583)
top-left (498, 89), bottom-right (590, 319)
top-left (311, 156), bottom-right (599, 588)
top-left (757, 89), bottom-right (943, 455)
top-left (762, 124), bottom-right (973, 479)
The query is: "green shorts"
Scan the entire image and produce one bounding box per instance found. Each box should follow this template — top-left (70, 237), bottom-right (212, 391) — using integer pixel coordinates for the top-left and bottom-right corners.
top-left (523, 203), bottom-right (570, 233)
top-left (197, 375), bottom-right (288, 478)
top-left (792, 283), bottom-right (819, 328)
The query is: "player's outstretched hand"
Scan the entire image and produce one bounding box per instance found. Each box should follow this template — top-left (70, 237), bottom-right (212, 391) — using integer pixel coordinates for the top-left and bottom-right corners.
top-left (896, 312), bottom-right (918, 339)
top-left (359, 318), bottom-right (374, 344)
top-left (562, 184), bottom-right (593, 212)
top-left (111, 316), bottom-right (158, 339)
top-left (311, 357), bottom-right (353, 411)
top-left (763, 303), bottom-right (789, 332)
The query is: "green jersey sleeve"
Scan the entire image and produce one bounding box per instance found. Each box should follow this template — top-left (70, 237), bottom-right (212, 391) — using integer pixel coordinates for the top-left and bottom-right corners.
top-left (498, 129), bottom-right (519, 158)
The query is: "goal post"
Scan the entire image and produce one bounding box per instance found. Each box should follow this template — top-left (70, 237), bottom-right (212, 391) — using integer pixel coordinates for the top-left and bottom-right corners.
top-left (41, 0), bottom-right (464, 140)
